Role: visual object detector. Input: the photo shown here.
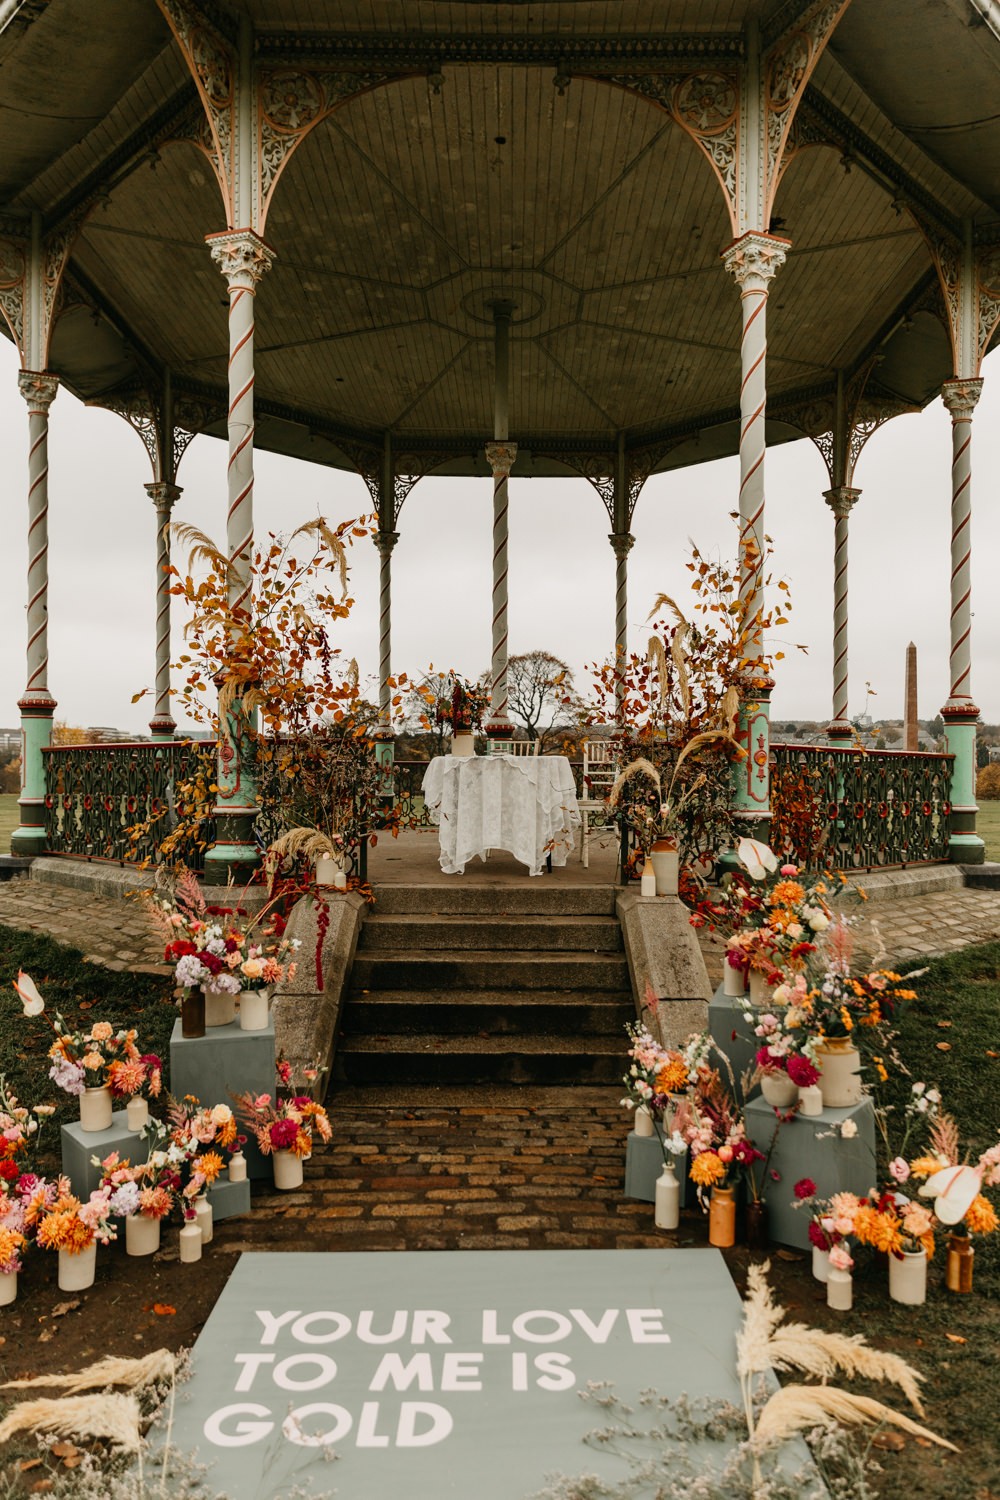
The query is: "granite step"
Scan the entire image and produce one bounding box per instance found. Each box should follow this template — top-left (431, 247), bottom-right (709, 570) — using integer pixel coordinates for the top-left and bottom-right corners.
top-left (349, 949), bottom-right (632, 993)
top-left (342, 990), bottom-right (634, 1038)
top-left (371, 885), bottom-right (618, 916)
top-left (357, 913), bottom-right (623, 953)
top-left (334, 1032), bottom-right (626, 1087)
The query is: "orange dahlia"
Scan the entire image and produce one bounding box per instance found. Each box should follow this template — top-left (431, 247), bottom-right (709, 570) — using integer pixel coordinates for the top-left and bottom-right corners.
top-left (689, 1151), bottom-right (726, 1187)
top-left (965, 1194), bottom-right (999, 1236)
top-left (654, 1055), bottom-right (689, 1096)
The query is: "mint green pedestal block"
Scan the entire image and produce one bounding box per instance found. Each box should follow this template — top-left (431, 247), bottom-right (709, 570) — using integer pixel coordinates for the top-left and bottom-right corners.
top-left (169, 1018), bottom-right (275, 1181)
top-left (624, 1132), bottom-right (690, 1207)
top-left (61, 1112), bottom-right (144, 1199)
top-left (207, 1176), bottom-right (252, 1222)
top-left (709, 983), bottom-right (758, 1100)
top-left (745, 1095), bottom-right (875, 1250)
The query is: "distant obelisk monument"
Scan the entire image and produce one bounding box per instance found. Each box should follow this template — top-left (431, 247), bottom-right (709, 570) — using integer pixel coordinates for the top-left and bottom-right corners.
top-left (904, 642), bottom-right (918, 751)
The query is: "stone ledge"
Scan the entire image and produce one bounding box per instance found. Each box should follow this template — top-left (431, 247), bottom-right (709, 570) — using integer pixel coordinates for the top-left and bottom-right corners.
top-left (272, 891), bottom-right (366, 1090)
top-left (0, 856), bottom-right (33, 882)
top-left (845, 865), bottom-right (965, 903)
top-left (960, 862), bottom-right (1000, 890)
top-left (616, 888), bottom-right (710, 1046)
top-left (28, 856), bottom-right (272, 910)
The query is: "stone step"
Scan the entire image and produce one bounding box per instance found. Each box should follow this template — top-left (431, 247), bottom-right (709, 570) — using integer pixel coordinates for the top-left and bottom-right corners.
top-left (326, 1082), bottom-right (621, 1110)
top-left (349, 949), bottom-right (632, 993)
top-left (357, 913), bottom-right (623, 953)
top-left (335, 1032), bottom-right (625, 1087)
top-left (372, 885), bottom-right (618, 916)
top-left (342, 990), bottom-right (634, 1038)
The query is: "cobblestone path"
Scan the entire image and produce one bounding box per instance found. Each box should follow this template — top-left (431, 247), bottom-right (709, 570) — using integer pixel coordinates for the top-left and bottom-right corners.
top-left (0, 878), bottom-right (169, 975)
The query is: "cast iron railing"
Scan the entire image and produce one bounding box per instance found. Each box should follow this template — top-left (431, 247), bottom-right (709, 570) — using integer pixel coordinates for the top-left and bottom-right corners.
top-left (42, 741), bottom-right (216, 870)
top-left (769, 742), bottom-right (953, 869)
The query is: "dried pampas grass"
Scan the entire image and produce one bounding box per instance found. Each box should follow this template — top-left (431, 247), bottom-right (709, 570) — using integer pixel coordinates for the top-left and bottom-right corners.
top-left (765, 1328), bottom-right (925, 1416)
top-left (0, 1393), bottom-right (142, 1452)
top-left (1, 1349), bottom-right (175, 1396)
top-left (267, 826), bottom-right (341, 866)
top-left (753, 1385), bottom-right (956, 1452)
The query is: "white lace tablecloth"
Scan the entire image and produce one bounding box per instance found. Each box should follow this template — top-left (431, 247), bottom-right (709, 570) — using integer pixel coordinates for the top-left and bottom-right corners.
top-left (421, 755), bottom-right (582, 876)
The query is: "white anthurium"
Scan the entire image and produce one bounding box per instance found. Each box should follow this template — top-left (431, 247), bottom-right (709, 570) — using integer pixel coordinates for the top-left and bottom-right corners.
top-left (918, 1164), bottom-right (981, 1224)
top-left (737, 838), bottom-right (779, 882)
top-left (13, 970), bottom-right (45, 1017)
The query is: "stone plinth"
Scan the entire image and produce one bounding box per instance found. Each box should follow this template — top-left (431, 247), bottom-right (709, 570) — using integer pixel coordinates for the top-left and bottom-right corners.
top-left (61, 1112), bottom-right (144, 1198)
top-left (624, 1131), bottom-right (690, 1207)
top-left (169, 1017), bottom-right (276, 1181)
top-left (708, 983), bottom-right (758, 1100)
top-left (745, 1094), bottom-right (876, 1250)
top-left (207, 1176), bottom-right (252, 1222)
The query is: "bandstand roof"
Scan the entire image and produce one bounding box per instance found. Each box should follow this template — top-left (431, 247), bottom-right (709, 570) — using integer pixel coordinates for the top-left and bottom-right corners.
top-left (1, 0), bottom-right (998, 487)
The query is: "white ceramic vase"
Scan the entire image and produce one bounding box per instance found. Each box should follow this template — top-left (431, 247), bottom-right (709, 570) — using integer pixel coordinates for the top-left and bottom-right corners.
top-left (204, 989), bottom-right (236, 1027)
top-left (125, 1213), bottom-right (161, 1257)
top-left (748, 970), bottom-right (775, 1006)
top-left (228, 1151), bottom-right (247, 1183)
top-left (827, 1267), bottom-right (853, 1311)
top-left (760, 1071), bottom-right (798, 1109)
top-left (179, 1223), bottom-right (202, 1263)
top-left (239, 987), bottom-right (270, 1032)
top-left (79, 1086), bottom-right (112, 1134)
top-left (633, 1106), bottom-right (655, 1138)
top-left (0, 1271), bottom-right (16, 1306)
top-left (272, 1149), bottom-right (304, 1191)
top-left (654, 1161), bottom-right (681, 1230)
top-left (315, 854), bottom-right (347, 889)
top-left (450, 733), bottom-right (475, 757)
top-left (58, 1242), bottom-right (96, 1292)
top-left (797, 1084), bottom-right (823, 1117)
top-left (889, 1247), bottom-right (927, 1306)
top-left (816, 1039), bottom-right (863, 1108)
top-left (811, 1245), bottom-right (831, 1283)
top-left (723, 962), bottom-right (747, 997)
top-left (649, 842), bottom-right (678, 897)
top-left (194, 1195), bottom-right (214, 1245)
top-left (126, 1096), bottom-right (149, 1132)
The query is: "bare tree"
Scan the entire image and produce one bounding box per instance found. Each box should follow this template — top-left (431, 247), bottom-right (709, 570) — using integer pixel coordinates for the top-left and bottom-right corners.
top-left (504, 650), bottom-right (580, 748)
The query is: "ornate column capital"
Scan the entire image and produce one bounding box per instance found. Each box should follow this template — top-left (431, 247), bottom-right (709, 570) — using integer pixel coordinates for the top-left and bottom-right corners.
top-left (823, 485), bottom-right (861, 520)
top-left (375, 530), bottom-right (400, 559)
top-left (721, 231), bottom-right (790, 291)
top-left (941, 377), bottom-right (983, 421)
top-left (144, 480), bottom-right (182, 513)
top-left (485, 440), bottom-right (517, 478)
top-left (608, 531), bottom-right (635, 561)
top-left (206, 228), bottom-right (277, 291)
top-left (17, 370), bottom-right (58, 415)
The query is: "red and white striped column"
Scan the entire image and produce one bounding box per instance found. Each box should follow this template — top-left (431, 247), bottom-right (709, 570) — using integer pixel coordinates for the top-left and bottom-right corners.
top-left (206, 230), bottom-right (275, 615)
top-left (823, 486), bottom-right (860, 741)
top-left (204, 229), bottom-right (275, 883)
top-left (721, 232), bottom-right (788, 831)
top-left (940, 377), bottom-right (984, 863)
top-left (144, 481), bottom-right (181, 740)
top-left (12, 370), bottom-right (59, 857)
top-left (485, 439), bottom-right (517, 733)
top-left (721, 232), bottom-right (789, 653)
top-left (375, 530), bottom-right (399, 725)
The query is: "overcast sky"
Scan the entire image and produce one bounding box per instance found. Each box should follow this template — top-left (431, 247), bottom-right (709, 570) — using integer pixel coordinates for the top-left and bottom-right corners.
top-left (1, 334), bottom-right (998, 737)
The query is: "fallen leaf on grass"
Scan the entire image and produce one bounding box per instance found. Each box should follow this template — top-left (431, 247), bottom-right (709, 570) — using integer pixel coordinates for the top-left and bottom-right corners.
top-left (18, 1458), bottom-right (42, 1472)
top-left (937, 1020), bottom-right (952, 1028)
top-left (872, 1431), bottom-right (906, 1452)
top-left (50, 1301), bottom-right (80, 1319)
top-left (38, 1329), bottom-right (55, 1343)
top-left (151, 1304), bottom-right (176, 1317)
top-left (987, 1051), bottom-right (998, 1059)
top-left (935, 1042), bottom-right (952, 1052)
top-left (944, 1333), bottom-right (967, 1344)
top-left (30, 1481), bottom-right (52, 1494)
top-left (61, 1457), bottom-right (82, 1469)
top-left (50, 1443), bottom-right (80, 1460)
top-left (775, 1248), bottom-right (804, 1261)
top-left (914, 1437), bottom-right (936, 1447)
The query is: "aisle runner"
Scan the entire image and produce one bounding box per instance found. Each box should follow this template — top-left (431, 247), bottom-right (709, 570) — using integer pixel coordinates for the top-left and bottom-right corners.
top-left (169, 1249), bottom-right (778, 1498)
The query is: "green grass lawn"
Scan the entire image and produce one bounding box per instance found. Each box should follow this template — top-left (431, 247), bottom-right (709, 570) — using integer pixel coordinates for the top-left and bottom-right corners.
top-left (976, 797), bottom-right (1000, 861)
top-left (0, 793), bottom-right (18, 855)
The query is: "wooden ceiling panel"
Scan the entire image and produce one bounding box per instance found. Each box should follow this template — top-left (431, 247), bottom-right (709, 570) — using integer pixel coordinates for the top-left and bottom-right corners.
top-left (247, 2), bottom-right (758, 36)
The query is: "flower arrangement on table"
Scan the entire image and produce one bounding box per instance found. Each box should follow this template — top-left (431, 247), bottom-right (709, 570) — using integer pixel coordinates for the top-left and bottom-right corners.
top-left (98, 1148), bottom-right (181, 1225)
top-left (13, 972), bottom-right (140, 1102)
top-left (146, 869), bottom-right (300, 998)
top-left (435, 675), bottom-right (488, 737)
top-left (671, 1041), bottom-right (764, 1208)
top-left (734, 997), bottom-right (820, 1090)
top-left (164, 1097), bottom-right (241, 1207)
top-left (607, 733), bottom-right (740, 862)
top-left (621, 1021), bottom-right (691, 1118)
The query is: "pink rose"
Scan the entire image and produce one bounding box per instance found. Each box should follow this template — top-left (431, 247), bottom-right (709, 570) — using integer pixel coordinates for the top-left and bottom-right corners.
top-left (829, 1244), bottom-right (854, 1272)
top-left (889, 1157), bottom-right (910, 1184)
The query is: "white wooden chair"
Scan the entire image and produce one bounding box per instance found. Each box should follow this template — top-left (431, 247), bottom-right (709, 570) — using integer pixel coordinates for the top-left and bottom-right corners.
top-left (579, 738), bottom-right (617, 867)
top-left (485, 738), bottom-right (539, 756)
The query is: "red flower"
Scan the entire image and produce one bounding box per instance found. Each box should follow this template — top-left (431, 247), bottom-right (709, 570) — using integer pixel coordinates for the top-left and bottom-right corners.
top-left (794, 1177), bottom-right (817, 1200)
top-left (808, 1219), bottom-right (830, 1251)
top-left (165, 940), bottom-right (197, 961)
top-left (786, 1054), bottom-right (819, 1088)
top-left (269, 1119), bottom-right (300, 1151)
top-left (0, 1161), bottom-right (18, 1183)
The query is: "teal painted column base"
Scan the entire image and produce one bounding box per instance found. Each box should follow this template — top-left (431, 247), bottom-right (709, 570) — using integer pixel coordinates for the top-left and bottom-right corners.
top-left (11, 704), bottom-right (54, 858)
top-left (720, 682), bottom-right (772, 870)
top-left (202, 714), bottom-right (261, 886)
top-left (942, 707), bottom-right (985, 865)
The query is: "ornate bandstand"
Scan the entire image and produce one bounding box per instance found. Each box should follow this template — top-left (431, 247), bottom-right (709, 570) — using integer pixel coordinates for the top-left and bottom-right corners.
top-left (1, 0), bottom-right (998, 877)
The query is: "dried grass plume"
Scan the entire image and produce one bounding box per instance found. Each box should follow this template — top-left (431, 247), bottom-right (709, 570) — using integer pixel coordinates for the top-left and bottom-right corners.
top-left (0, 1393), bottom-right (142, 1452)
